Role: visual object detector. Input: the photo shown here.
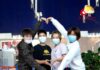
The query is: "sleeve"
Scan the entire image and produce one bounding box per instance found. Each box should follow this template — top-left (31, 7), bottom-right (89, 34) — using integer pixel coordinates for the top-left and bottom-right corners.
top-left (50, 18), bottom-right (68, 41)
top-left (58, 42), bottom-right (80, 70)
top-left (60, 43), bottom-right (68, 55)
top-left (32, 21), bottom-right (41, 38)
top-left (33, 46), bottom-right (39, 59)
top-left (20, 43), bottom-right (40, 68)
top-left (22, 45), bottom-right (38, 66)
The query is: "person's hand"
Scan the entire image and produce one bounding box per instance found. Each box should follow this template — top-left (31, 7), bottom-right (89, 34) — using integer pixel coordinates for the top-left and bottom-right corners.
top-left (40, 17), bottom-right (53, 24)
top-left (51, 59), bottom-right (57, 65)
top-left (39, 17), bottom-right (46, 22)
top-left (44, 60), bottom-right (51, 66)
top-left (41, 17), bottom-right (47, 21)
top-left (46, 17), bottom-right (53, 24)
top-left (40, 17), bottom-right (50, 24)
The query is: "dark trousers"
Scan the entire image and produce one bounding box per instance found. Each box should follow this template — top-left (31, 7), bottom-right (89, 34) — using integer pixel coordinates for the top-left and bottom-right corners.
top-left (18, 63), bottom-right (32, 70)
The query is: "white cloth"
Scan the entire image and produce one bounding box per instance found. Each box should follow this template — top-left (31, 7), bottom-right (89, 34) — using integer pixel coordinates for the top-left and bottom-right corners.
top-left (50, 18), bottom-right (85, 70)
top-left (51, 43), bottom-right (68, 70)
top-left (58, 41), bottom-right (85, 70)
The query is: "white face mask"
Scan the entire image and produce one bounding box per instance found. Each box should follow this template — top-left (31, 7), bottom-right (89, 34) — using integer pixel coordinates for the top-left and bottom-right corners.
top-left (39, 36), bottom-right (47, 43)
top-left (52, 38), bottom-right (60, 45)
top-left (24, 39), bottom-right (32, 44)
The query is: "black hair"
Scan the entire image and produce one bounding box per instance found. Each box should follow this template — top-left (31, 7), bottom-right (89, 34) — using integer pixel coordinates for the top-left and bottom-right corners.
top-left (68, 27), bottom-right (81, 40)
top-left (21, 28), bottom-right (33, 37)
top-left (51, 31), bottom-right (61, 40)
top-left (38, 29), bottom-right (47, 36)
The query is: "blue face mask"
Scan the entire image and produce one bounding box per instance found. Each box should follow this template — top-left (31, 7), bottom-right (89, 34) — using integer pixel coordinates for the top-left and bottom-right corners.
top-left (39, 36), bottom-right (47, 43)
top-left (52, 38), bottom-right (60, 45)
top-left (68, 35), bottom-right (77, 43)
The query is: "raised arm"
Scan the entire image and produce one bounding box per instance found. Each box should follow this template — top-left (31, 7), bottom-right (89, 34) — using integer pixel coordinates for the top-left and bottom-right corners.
top-left (33, 17), bottom-right (48, 38)
top-left (48, 17), bottom-right (68, 41)
top-left (32, 21), bottom-right (41, 38)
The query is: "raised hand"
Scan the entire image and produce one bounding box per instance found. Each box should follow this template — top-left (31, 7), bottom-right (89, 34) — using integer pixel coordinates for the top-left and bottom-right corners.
top-left (46, 17), bottom-right (53, 24)
top-left (39, 17), bottom-right (48, 24)
top-left (41, 17), bottom-right (46, 21)
top-left (40, 17), bottom-right (53, 24)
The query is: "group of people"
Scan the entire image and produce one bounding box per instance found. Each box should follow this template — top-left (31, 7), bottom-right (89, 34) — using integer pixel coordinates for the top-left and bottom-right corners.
top-left (17, 17), bottom-right (85, 70)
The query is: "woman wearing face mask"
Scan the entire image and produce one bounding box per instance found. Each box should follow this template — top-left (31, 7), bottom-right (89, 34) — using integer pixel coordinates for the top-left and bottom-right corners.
top-left (51, 31), bottom-right (68, 70)
top-left (33, 29), bottom-right (51, 70)
top-left (46, 17), bottom-right (85, 70)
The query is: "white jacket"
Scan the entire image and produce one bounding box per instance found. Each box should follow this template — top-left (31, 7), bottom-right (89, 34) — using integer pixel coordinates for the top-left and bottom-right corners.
top-left (50, 18), bottom-right (85, 70)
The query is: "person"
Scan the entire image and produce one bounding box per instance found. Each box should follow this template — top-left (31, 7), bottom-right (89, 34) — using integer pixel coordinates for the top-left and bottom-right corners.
top-left (33, 29), bottom-right (51, 70)
top-left (45, 17), bottom-right (85, 70)
top-left (51, 31), bottom-right (68, 70)
top-left (17, 20), bottom-right (46, 70)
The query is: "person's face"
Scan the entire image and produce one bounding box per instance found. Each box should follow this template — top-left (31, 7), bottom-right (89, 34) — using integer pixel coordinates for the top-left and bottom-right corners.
top-left (23, 34), bottom-right (32, 40)
top-left (52, 33), bottom-right (61, 45)
top-left (68, 31), bottom-right (77, 43)
top-left (23, 34), bottom-right (33, 44)
top-left (38, 33), bottom-right (47, 43)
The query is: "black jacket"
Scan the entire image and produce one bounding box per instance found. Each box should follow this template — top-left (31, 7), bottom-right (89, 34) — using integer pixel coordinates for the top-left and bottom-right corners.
top-left (17, 21), bottom-right (46, 70)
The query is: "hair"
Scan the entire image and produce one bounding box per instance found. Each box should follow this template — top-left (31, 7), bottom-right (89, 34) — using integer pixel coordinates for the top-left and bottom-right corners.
top-left (38, 29), bottom-right (47, 36)
top-left (21, 28), bottom-right (33, 37)
top-left (68, 27), bottom-right (81, 40)
top-left (51, 31), bottom-right (61, 40)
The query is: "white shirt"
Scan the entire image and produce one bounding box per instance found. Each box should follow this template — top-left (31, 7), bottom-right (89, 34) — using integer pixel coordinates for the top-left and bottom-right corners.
top-left (59, 41), bottom-right (85, 70)
top-left (51, 18), bottom-right (85, 70)
top-left (51, 43), bottom-right (68, 70)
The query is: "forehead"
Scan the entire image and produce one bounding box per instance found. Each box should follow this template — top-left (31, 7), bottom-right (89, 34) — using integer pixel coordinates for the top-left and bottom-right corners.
top-left (70, 31), bottom-right (75, 35)
top-left (24, 34), bottom-right (32, 37)
top-left (39, 33), bottom-right (46, 36)
top-left (52, 33), bottom-right (60, 37)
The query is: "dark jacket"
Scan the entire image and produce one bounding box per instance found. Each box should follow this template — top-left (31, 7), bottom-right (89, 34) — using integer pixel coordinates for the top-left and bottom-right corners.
top-left (17, 21), bottom-right (46, 70)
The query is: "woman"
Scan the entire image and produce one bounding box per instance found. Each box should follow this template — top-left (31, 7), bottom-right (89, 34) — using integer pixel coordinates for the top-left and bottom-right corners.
top-left (51, 31), bottom-right (68, 70)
